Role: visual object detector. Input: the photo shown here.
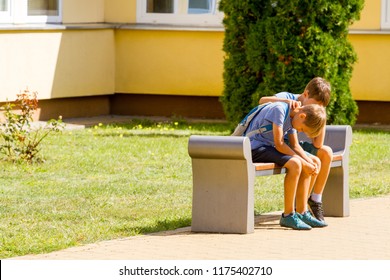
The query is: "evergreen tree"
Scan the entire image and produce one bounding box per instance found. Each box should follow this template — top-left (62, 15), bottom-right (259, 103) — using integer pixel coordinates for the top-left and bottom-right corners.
top-left (219, 0), bottom-right (364, 125)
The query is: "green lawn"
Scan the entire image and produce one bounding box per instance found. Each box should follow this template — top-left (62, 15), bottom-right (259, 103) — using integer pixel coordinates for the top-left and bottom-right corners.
top-left (0, 120), bottom-right (389, 258)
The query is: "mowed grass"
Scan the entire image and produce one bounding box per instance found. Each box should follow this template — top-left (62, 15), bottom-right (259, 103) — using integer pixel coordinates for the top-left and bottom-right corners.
top-left (0, 120), bottom-right (389, 258)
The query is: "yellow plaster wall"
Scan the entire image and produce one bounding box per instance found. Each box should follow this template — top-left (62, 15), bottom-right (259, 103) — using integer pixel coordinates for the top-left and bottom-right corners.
top-left (115, 29), bottom-right (224, 96)
top-left (349, 34), bottom-right (390, 101)
top-left (1, 0), bottom-right (388, 104)
top-left (0, 30), bottom-right (115, 101)
top-left (62, 0), bottom-right (105, 23)
top-left (350, 0), bottom-right (381, 30)
top-left (104, 0), bottom-right (136, 23)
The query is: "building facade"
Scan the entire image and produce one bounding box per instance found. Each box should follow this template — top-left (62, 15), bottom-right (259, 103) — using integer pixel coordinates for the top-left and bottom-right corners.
top-left (0, 0), bottom-right (389, 123)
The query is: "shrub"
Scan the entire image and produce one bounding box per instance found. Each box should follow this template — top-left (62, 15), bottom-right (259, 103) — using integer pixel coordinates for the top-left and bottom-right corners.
top-left (0, 89), bottom-right (64, 163)
top-left (219, 0), bottom-right (364, 125)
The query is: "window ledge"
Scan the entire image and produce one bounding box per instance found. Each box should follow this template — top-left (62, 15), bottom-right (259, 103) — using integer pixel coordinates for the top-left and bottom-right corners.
top-left (349, 29), bottom-right (390, 35)
top-left (4, 24), bottom-right (389, 34)
top-left (116, 23), bottom-right (224, 32)
top-left (0, 23), bottom-right (116, 31)
top-left (0, 22), bottom-right (224, 32)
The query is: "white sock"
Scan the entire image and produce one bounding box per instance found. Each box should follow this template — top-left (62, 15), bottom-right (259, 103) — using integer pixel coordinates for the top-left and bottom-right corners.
top-left (310, 193), bottom-right (322, 203)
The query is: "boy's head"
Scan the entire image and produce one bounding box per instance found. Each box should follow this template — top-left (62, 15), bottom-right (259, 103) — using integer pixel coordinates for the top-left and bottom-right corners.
top-left (301, 77), bottom-right (331, 107)
top-left (292, 104), bottom-right (326, 138)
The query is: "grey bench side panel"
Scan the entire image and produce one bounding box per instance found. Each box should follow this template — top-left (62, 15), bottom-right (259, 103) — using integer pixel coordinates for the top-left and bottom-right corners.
top-left (322, 125), bottom-right (352, 217)
top-left (189, 136), bottom-right (255, 234)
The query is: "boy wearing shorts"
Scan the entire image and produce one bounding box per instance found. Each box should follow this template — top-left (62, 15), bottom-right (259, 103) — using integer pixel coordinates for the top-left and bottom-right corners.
top-left (247, 102), bottom-right (327, 230)
top-left (259, 77), bottom-right (332, 224)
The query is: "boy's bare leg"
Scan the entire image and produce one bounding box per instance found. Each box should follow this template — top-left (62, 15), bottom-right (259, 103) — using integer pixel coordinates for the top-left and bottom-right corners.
top-left (283, 157), bottom-right (301, 214)
top-left (309, 146), bottom-right (332, 195)
top-left (296, 172), bottom-right (311, 214)
top-left (295, 171), bottom-right (327, 227)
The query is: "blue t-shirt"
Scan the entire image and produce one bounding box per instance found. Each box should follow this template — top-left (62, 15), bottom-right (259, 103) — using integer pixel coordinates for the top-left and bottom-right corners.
top-left (247, 102), bottom-right (296, 150)
top-left (275, 91), bottom-right (308, 140)
top-left (275, 91), bottom-right (299, 101)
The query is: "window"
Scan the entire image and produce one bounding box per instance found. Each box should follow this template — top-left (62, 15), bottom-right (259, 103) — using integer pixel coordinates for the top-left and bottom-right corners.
top-left (137, 0), bottom-right (223, 26)
top-left (28, 0), bottom-right (59, 16)
top-left (0, 0), bottom-right (9, 12)
top-left (0, 0), bottom-right (11, 20)
top-left (382, 0), bottom-right (390, 29)
top-left (0, 0), bottom-right (61, 24)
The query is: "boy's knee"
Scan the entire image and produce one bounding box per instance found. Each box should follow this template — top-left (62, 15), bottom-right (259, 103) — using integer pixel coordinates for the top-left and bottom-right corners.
top-left (312, 156), bottom-right (321, 170)
top-left (285, 157), bottom-right (302, 173)
top-left (318, 145), bottom-right (332, 160)
top-left (312, 155), bottom-right (321, 166)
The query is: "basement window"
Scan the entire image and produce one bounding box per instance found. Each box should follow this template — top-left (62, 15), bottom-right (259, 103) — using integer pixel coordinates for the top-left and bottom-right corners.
top-left (382, 0), bottom-right (390, 29)
top-left (0, 0), bottom-right (62, 24)
top-left (136, 0), bottom-right (223, 26)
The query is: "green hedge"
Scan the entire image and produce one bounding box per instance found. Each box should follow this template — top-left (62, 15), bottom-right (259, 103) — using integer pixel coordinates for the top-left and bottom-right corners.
top-left (219, 0), bottom-right (364, 125)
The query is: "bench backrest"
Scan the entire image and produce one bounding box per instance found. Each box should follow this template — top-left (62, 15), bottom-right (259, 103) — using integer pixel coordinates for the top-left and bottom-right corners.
top-left (189, 125), bottom-right (352, 165)
top-left (298, 125), bottom-right (352, 154)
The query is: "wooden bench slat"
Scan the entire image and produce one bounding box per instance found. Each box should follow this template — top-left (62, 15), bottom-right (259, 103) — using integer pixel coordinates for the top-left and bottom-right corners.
top-left (254, 153), bottom-right (343, 171)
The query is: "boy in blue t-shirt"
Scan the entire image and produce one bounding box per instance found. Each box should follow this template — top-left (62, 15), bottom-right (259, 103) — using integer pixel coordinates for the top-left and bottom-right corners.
top-left (259, 77), bottom-right (332, 224)
top-left (248, 102), bottom-right (327, 230)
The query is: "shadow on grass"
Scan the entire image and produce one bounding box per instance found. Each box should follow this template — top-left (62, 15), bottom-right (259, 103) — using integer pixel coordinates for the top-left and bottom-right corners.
top-left (125, 217), bottom-right (192, 235)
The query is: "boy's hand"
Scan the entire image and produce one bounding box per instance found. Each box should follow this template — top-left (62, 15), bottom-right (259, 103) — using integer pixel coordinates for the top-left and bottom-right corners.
top-left (288, 100), bottom-right (301, 109)
top-left (302, 161), bottom-right (319, 176)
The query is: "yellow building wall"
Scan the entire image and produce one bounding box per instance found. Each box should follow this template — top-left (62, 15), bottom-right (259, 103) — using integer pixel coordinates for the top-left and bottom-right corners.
top-left (104, 0), bottom-right (136, 23)
top-left (350, 0), bottom-right (381, 30)
top-left (0, 29), bottom-right (115, 101)
top-left (349, 34), bottom-right (390, 101)
top-left (348, 0), bottom-right (390, 101)
top-left (62, 0), bottom-right (105, 23)
top-left (1, 0), bottom-right (389, 104)
top-left (115, 29), bottom-right (224, 96)
top-left (111, 0), bottom-right (389, 101)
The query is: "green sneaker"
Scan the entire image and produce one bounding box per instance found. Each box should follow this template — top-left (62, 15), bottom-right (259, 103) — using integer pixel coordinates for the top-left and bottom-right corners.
top-left (296, 211), bottom-right (328, 227)
top-left (280, 213), bottom-right (312, 230)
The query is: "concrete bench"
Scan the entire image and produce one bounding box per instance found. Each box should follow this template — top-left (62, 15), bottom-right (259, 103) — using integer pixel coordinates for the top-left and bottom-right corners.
top-left (188, 125), bottom-right (352, 234)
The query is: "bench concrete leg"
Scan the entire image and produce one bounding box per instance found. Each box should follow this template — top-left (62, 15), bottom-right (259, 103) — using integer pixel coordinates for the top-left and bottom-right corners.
top-left (191, 159), bottom-right (255, 234)
top-left (323, 164), bottom-right (350, 217)
top-left (322, 125), bottom-right (351, 217)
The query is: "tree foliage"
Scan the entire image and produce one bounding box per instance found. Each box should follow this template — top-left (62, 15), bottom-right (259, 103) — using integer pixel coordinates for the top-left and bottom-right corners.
top-left (219, 0), bottom-right (364, 125)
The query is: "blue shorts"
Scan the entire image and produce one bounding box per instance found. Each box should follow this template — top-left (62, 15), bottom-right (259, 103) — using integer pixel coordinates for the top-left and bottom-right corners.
top-left (300, 141), bottom-right (319, 156)
top-left (284, 139), bottom-right (319, 156)
top-left (251, 142), bottom-right (319, 166)
top-left (251, 146), bottom-right (292, 167)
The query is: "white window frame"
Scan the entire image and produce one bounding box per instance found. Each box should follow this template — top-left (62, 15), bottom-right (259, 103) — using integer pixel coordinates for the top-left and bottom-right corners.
top-left (136, 0), bottom-right (223, 26)
top-left (0, 0), bottom-right (62, 24)
top-left (0, 0), bottom-right (11, 23)
top-left (382, 0), bottom-right (390, 29)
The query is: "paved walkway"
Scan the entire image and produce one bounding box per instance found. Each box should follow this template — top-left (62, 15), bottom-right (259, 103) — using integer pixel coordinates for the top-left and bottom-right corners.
top-left (11, 116), bottom-right (389, 260)
top-left (11, 195), bottom-right (390, 260)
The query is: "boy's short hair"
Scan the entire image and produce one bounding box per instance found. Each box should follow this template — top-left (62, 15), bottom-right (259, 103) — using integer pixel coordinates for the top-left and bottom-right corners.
top-left (302, 104), bottom-right (327, 138)
top-left (305, 77), bottom-right (331, 106)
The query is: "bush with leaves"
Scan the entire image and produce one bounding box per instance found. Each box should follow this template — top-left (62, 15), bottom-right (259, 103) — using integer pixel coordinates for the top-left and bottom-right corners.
top-left (219, 0), bottom-right (364, 125)
top-left (0, 89), bottom-right (64, 163)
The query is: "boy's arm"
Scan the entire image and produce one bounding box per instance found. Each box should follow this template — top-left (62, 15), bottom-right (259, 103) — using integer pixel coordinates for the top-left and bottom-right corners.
top-left (259, 96), bottom-right (301, 109)
top-left (288, 133), bottom-right (319, 175)
top-left (311, 125), bottom-right (326, 149)
top-left (288, 133), bottom-right (313, 163)
top-left (273, 124), bottom-right (318, 175)
top-left (272, 124), bottom-right (296, 156)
